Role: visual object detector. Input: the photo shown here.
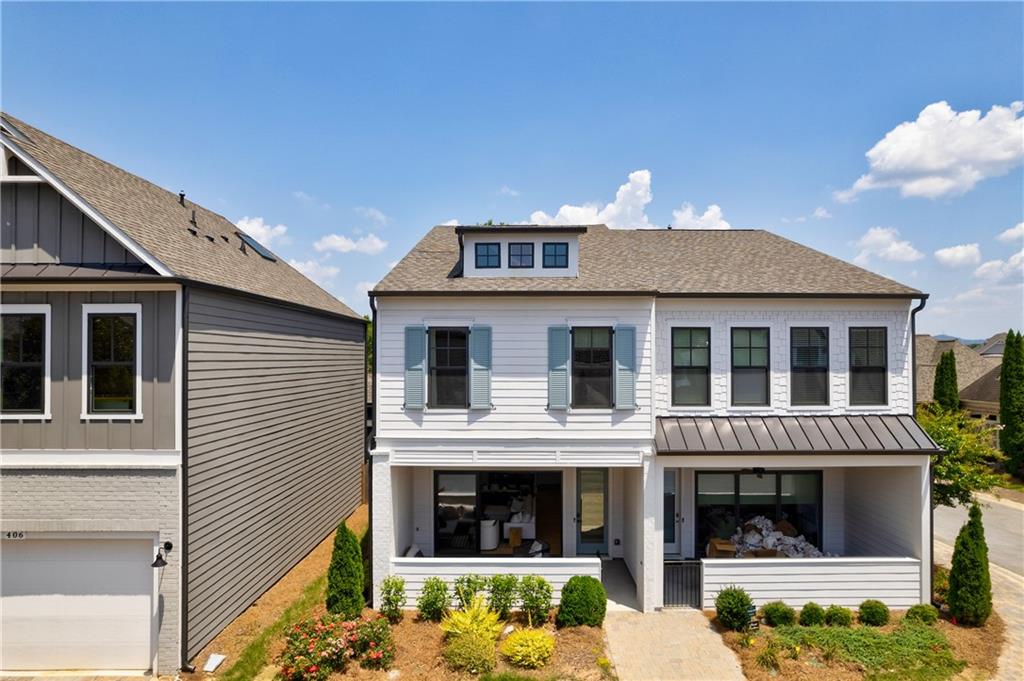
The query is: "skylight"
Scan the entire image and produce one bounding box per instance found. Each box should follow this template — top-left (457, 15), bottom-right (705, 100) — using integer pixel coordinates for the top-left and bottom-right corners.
top-left (238, 232), bottom-right (277, 262)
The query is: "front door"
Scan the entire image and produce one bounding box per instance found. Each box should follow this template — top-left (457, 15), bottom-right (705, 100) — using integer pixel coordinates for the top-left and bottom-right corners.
top-left (576, 468), bottom-right (608, 555)
top-left (664, 469), bottom-right (680, 555)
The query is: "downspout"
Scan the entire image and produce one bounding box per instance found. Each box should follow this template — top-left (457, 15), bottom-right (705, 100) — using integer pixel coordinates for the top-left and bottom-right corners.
top-left (367, 292), bottom-right (378, 607)
top-left (909, 294), bottom-right (934, 604)
top-left (180, 285), bottom-right (195, 673)
top-left (910, 295), bottom-right (928, 411)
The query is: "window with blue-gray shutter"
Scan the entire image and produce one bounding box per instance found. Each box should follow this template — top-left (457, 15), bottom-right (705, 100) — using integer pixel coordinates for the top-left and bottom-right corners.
top-left (547, 326), bottom-right (570, 409)
top-left (614, 326), bottom-right (636, 410)
top-left (469, 326), bottom-right (492, 409)
top-left (404, 325), bottom-right (426, 409)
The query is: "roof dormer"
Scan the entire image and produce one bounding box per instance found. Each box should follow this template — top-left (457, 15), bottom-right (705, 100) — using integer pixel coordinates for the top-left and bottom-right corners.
top-left (457, 225), bottom-right (586, 278)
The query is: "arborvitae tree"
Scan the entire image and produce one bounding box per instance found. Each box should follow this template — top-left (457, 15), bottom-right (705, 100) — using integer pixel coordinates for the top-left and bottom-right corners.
top-left (947, 504), bottom-right (992, 626)
top-left (326, 521), bottom-right (365, 618)
top-left (999, 330), bottom-right (1024, 475)
top-left (934, 350), bottom-right (960, 411)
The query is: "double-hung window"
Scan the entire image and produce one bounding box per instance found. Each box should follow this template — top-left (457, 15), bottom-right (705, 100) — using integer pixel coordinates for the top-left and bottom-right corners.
top-left (672, 327), bottom-right (710, 406)
top-left (474, 243), bottom-right (500, 269)
top-left (85, 305), bottom-right (141, 416)
top-left (571, 327), bottom-right (612, 408)
top-left (542, 242), bottom-right (568, 268)
top-left (428, 327), bottom-right (469, 408)
top-left (731, 327), bottom-right (769, 406)
top-left (508, 242), bottom-right (534, 268)
top-left (849, 327), bottom-right (887, 405)
top-left (790, 327), bottom-right (829, 406)
top-left (1, 305), bottom-right (50, 418)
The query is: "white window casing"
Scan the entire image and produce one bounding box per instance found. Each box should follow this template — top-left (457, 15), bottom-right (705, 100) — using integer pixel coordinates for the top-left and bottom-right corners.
top-left (80, 303), bottom-right (143, 421)
top-left (0, 303), bottom-right (52, 421)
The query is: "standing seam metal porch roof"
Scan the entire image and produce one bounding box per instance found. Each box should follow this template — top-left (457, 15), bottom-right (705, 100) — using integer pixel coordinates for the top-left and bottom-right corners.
top-left (655, 415), bottom-right (941, 454)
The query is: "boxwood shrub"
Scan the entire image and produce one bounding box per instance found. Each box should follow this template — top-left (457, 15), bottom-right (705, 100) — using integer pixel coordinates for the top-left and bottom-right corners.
top-left (761, 601), bottom-right (796, 627)
top-left (905, 603), bottom-right (939, 625)
top-left (715, 586), bottom-right (753, 632)
top-left (824, 605), bottom-right (853, 627)
top-left (798, 602), bottom-right (826, 626)
top-left (859, 599), bottom-right (890, 626)
top-left (556, 575), bottom-right (608, 627)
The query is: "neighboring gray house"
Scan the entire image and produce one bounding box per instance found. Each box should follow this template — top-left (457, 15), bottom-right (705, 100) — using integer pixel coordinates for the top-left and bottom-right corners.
top-left (0, 114), bottom-right (366, 674)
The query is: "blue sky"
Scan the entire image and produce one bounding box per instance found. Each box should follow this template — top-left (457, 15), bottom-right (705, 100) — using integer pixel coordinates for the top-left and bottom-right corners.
top-left (3, 2), bottom-right (1022, 336)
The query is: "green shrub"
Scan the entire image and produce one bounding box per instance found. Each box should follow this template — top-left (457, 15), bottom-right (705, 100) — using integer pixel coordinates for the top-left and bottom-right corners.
top-left (761, 601), bottom-right (796, 627)
top-left (443, 632), bottom-right (496, 674)
top-left (799, 602), bottom-right (825, 626)
top-left (440, 594), bottom-right (504, 642)
top-left (948, 504), bottom-right (993, 625)
top-left (518, 575), bottom-right (553, 626)
top-left (488, 574), bottom-right (518, 619)
top-left (500, 628), bottom-right (555, 669)
top-left (455, 574), bottom-right (489, 609)
top-left (556, 575), bottom-right (608, 627)
top-left (933, 565), bottom-right (950, 606)
top-left (715, 586), bottom-right (753, 632)
top-left (378, 576), bottom-right (406, 624)
top-left (326, 522), bottom-right (364, 618)
top-left (352, 616), bottom-right (396, 670)
top-left (418, 577), bottom-right (450, 621)
top-left (279, 614), bottom-right (351, 681)
top-left (905, 603), bottom-right (939, 625)
top-left (858, 599), bottom-right (890, 626)
top-left (824, 605), bottom-right (853, 627)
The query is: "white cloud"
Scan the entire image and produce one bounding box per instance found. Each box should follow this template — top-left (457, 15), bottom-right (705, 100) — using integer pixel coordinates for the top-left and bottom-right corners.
top-left (236, 216), bottom-right (290, 248)
top-left (836, 101), bottom-right (1024, 202)
top-left (292, 190), bottom-right (330, 209)
top-left (852, 227), bottom-right (924, 265)
top-left (998, 222), bottom-right (1024, 242)
top-left (288, 258), bottom-right (340, 287)
top-left (387, 260), bottom-right (400, 269)
top-left (355, 206), bottom-right (390, 226)
top-left (313, 233), bottom-right (388, 255)
top-left (671, 203), bottom-right (731, 230)
top-left (441, 219), bottom-right (460, 226)
top-left (498, 185), bottom-right (521, 197)
top-left (530, 170), bottom-right (654, 229)
top-left (355, 280), bottom-right (378, 297)
top-left (934, 243), bottom-right (981, 268)
top-left (973, 250), bottom-right (1024, 281)
top-left (813, 206), bottom-right (832, 219)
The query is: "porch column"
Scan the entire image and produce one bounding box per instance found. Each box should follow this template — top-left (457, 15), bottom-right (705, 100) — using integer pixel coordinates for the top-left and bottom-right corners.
top-left (370, 449), bottom-right (392, 608)
top-left (640, 449), bottom-right (663, 612)
top-left (920, 457), bottom-right (932, 604)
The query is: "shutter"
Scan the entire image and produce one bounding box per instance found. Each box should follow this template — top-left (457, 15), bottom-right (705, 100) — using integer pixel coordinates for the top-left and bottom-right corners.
top-left (547, 326), bottom-right (570, 409)
top-left (469, 326), bottom-right (492, 410)
top-left (614, 325), bottom-right (636, 410)
top-left (404, 326), bottom-right (426, 409)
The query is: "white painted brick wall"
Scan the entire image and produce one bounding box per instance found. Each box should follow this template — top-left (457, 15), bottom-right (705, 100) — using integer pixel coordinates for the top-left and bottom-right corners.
top-left (0, 468), bottom-right (180, 673)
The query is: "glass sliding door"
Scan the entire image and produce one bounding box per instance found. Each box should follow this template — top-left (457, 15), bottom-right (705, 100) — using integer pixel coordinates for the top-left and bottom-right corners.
top-left (576, 469), bottom-right (608, 555)
top-left (664, 469), bottom-right (680, 555)
top-left (435, 472), bottom-right (478, 555)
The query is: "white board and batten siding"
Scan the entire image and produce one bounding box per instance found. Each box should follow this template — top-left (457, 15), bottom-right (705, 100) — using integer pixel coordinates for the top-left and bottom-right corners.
top-left (376, 296), bottom-right (654, 447)
top-left (391, 557), bottom-right (603, 604)
top-left (701, 557), bottom-right (923, 609)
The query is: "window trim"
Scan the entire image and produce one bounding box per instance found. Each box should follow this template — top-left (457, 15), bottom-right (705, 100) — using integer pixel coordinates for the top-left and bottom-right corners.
top-left (847, 324), bottom-right (889, 408)
top-left (542, 242), bottom-right (569, 269)
top-left (427, 325), bottom-right (470, 410)
top-left (508, 242), bottom-right (535, 269)
top-left (789, 325), bottom-right (831, 407)
top-left (570, 326), bottom-right (614, 409)
top-left (730, 325), bottom-right (771, 407)
top-left (474, 242), bottom-right (501, 269)
top-left (671, 326), bottom-right (712, 407)
top-left (0, 303), bottom-right (52, 421)
top-left (81, 303), bottom-right (143, 420)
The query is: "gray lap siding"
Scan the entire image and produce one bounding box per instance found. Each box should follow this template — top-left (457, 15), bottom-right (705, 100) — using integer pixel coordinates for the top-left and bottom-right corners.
top-left (184, 289), bottom-right (364, 657)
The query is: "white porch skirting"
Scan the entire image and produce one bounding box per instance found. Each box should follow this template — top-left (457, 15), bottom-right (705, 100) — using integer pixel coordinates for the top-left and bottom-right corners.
top-left (390, 556), bottom-right (603, 603)
top-left (701, 556), bottom-right (922, 609)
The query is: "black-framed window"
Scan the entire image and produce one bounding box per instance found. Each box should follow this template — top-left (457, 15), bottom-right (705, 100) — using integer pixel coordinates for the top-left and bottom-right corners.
top-left (731, 327), bottom-right (769, 406)
top-left (475, 242), bottom-right (500, 269)
top-left (791, 327), bottom-right (829, 406)
top-left (672, 327), bottom-right (710, 406)
top-left (428, 327), bottom-right (468, 408)
top-left (1, 314), bottom-right (45, 413)
top-left (88, 314), bottom-right (137, 413)
top-left (695, 471), bottom-right (822, 557)
top-left (850, 327), bottom-right (887, 405)
top-left (508, 242), bottom-right (534, 268)
top-left (542, 242), bottom-right (569, 268)
top-left (571, 327), bottom-right (612, 408)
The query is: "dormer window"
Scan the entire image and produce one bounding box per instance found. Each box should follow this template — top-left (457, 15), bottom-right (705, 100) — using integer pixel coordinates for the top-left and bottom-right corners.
top-left (475, 243), bottom-right (500, 269)
top-left (509, 243), bottom-right (534, 268)
top-left (543, 242), bottom-right (568, 268)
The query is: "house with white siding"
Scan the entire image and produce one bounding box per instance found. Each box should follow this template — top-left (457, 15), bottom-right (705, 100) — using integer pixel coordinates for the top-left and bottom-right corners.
top-left (368, 223), bottom-right (940, 613)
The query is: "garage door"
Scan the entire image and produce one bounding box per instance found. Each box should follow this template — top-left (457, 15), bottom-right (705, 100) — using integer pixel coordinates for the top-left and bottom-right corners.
top-left (1, 537), bottom-right (154, 672)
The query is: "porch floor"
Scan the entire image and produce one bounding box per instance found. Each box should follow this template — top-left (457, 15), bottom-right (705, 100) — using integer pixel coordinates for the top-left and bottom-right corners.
top-left (602, 558), bottom-right (639, 612)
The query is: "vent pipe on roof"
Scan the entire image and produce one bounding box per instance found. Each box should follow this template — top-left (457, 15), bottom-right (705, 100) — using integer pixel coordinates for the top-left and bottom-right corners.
top-left (190, 210), bottom-right (197, 226)
top-left (179, 191), bottom-right (186, 206)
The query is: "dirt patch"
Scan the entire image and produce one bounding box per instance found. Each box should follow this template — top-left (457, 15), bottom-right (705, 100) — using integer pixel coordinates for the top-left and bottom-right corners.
top-left (940, 611), bottom-right (1005, 680)
top-left (187, 505), bottom-right (368, 674)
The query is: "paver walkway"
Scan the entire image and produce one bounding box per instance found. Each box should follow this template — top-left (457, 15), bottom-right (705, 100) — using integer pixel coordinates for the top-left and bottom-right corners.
top-left (605, 609), bottom-right (744, 681)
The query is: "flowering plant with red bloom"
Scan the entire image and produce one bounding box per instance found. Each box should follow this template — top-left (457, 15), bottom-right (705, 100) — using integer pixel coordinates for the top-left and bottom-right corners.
top-left (352, 615), bottom-right (397, 670)
top-left (279, 614), bottom-right (352, 680)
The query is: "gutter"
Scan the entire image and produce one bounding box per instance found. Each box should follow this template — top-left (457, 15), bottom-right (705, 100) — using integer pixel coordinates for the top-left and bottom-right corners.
top-left (908, 294), bottom-right (934, 605)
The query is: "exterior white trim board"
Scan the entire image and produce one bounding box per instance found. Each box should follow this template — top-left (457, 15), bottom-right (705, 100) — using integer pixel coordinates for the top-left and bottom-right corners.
top-left (0, 450), bottom-right (181, 468)
top-left (80, 303), bottom-right (143, 420)
top-left (0, 303), bottom-right (51, 421)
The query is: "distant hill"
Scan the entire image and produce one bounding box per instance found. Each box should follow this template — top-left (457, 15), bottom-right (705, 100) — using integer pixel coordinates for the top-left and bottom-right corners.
top-left (933, 334), bottom-right (987, 346)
